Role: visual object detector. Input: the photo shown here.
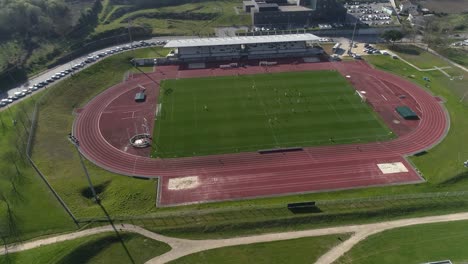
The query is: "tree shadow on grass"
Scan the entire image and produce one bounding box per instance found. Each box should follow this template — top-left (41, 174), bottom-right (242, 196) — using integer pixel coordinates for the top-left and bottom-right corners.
top-left (95, 202), bottom-right (136, 264)
top-left (54, 234), bottom-right (130, 264)
top-left (388, 45), bottom-right (421, 56)
top-left (438, 171), bottom-right (468, 186)
top-left (80, 180), bottom-right (111, 199)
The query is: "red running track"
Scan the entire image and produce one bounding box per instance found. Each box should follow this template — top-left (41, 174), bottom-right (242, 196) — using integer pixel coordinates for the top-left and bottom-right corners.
top-left (73, 61), bottom-right (448, 206)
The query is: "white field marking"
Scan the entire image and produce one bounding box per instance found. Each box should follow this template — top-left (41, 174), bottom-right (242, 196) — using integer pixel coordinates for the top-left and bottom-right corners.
top-left (321, 94), bottom-right (343, 122)
top-left (155, 103), bottom-right (162, 119)
top-left (168, 176), bottom-right (200, 190)
top-left (380, 94), bottom-right (388, 101)
top-left (435, 66), bottom-right (452, 78)
top-left (121, 111), bottom-right (135, 120)
top-left (460, 91), bottom-right (468, 103)
top-left (377, 162), bottom-right (409, 174)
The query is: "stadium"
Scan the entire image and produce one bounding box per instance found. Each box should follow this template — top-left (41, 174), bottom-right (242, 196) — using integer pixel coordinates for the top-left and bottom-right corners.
top-left (73, 34), bottom-right (448, 206)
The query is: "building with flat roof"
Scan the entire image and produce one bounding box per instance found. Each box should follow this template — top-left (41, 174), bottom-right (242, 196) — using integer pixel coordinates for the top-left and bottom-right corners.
top-left (243, 0), bottom-right (347, 28)
top-left (163, 34), bottom-right (322, 62)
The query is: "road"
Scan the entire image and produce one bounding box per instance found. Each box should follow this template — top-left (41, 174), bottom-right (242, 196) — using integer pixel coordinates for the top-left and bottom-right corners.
top-left (2, 36), bottom-right (196, 99)
top-left (2, 212), bottom-right (468, 263)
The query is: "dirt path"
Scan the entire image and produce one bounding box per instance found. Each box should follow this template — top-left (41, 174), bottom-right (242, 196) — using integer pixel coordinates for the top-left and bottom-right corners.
top-left (2, 212), bottom-right (468, 263)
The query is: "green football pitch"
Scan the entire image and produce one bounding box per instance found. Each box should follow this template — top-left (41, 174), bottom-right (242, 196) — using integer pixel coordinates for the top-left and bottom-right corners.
top-left (152, 71), bottom-right (393, 158)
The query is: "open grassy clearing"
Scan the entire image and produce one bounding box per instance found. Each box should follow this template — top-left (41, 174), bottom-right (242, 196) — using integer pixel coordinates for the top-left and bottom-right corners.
top-left (153, 71), bottom-right (393, 158)
top-left (94, 0), bottom-right (250, 36)
top-left (337, 220), bottom-right (468, 264)
top-left (170, 234), bottom-right (349, 264)
top-left (0, 232), bottom-right (170, 264)
top-left (419, 0), bottom-right (468, 13)
top-left (384, 44), bottom-right (452, 69)
top-left (436, 47), bottom-right (468, 68)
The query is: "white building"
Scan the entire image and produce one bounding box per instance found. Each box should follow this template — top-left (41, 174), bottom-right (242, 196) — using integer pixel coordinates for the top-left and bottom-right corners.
top-left (164, 34), bottom-right (323, 62)
top-left (382, 6), bottom-right (395, 15)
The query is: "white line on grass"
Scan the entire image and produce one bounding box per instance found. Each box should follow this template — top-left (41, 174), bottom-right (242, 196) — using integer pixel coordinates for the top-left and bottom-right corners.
top-left (252, 79), bottom-right (280, 146)
top-left (322, 95), bottom-right (344, 122)
top-left (191, 88), bottom-right (198, 131)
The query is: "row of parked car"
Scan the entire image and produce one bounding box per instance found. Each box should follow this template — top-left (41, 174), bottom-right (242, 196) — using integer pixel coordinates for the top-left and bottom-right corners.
top-left (0, 40), bottom-right (167, 108)
top-left (85, 40), bottom-right (166, 63)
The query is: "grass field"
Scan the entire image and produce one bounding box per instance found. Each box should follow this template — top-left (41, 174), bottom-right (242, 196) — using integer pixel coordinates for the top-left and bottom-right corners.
top-left (153, 71), bottom-right (393, 158)
top-left (337, 220), bottom-right (468, 263)
top-left (0, 232), bottom-right (171, 264)
top-left (170, 234), bottom-right (349, 264)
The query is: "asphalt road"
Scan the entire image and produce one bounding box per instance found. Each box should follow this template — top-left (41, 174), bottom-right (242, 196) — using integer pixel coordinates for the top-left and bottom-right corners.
top-left (2, 36), bottom-right (196, 99)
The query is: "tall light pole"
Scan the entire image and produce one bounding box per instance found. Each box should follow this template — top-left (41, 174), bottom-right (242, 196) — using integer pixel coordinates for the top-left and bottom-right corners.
top-left (70, 135), bottom-right (99, 203)
top-left (349, 17), bottom-right (359, 54)
top-left (127, 19), bottom-right (134, 48)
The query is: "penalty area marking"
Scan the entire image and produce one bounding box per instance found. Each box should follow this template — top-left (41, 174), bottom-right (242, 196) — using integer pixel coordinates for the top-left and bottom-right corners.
top-left (168, 176), bottom-right (200, 190)
top-left (377, 162), bottom-right (408, 174)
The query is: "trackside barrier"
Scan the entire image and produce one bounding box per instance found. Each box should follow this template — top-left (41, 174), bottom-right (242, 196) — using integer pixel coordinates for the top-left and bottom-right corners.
top-left (76, 191), bottom-right (468, 225)
top-left (287, 201), bottom-right (316, 209)
top-left (258, 147), bottom-right (303, 154)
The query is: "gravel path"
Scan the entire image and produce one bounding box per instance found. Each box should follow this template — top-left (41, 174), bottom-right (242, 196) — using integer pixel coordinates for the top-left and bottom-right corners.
top-left (2, 212), bottom-right (468, 263)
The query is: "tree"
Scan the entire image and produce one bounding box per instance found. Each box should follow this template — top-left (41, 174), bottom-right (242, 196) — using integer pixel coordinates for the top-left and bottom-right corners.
top-left (381, 30), bottom-right (404, 46)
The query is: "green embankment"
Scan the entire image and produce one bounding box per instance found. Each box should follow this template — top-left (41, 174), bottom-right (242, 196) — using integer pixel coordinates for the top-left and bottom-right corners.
top-left (0, 232), bottom-right (171, 264)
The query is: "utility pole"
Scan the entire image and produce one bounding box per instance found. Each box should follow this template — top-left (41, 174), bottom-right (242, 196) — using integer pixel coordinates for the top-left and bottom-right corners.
top-left (69, 135), bottom-right (99, 203)
top-left (127, 19), bottom-right (134, 49)
top-left (349, 18), bottom-right (359, 54)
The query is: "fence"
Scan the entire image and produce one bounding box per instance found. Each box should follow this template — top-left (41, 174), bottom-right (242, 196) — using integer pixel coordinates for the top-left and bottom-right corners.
top-left (76, 191), bottom-right (468, 233)
top-left (23, 79), bottom-right (79, 225)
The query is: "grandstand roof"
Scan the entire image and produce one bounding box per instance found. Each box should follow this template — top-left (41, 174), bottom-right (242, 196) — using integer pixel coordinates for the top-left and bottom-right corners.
top-left (164, 34), bottom-right (320, 48)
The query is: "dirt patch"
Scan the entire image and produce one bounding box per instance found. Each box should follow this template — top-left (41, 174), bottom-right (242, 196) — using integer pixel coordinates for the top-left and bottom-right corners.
top-left (168, 176), bottom-right (200, 190)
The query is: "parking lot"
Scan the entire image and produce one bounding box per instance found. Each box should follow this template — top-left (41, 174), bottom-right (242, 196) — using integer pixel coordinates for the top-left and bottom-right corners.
top-left (344, 1), bottom-right (398, 26)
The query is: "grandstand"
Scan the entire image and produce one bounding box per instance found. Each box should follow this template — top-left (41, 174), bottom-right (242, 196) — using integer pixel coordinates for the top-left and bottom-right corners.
top-left (163, 34), bottom-right (322, 62)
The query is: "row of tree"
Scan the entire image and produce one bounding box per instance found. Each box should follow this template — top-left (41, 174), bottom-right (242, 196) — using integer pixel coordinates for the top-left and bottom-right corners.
top-left (0, 0), bottom-right (73, 39)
